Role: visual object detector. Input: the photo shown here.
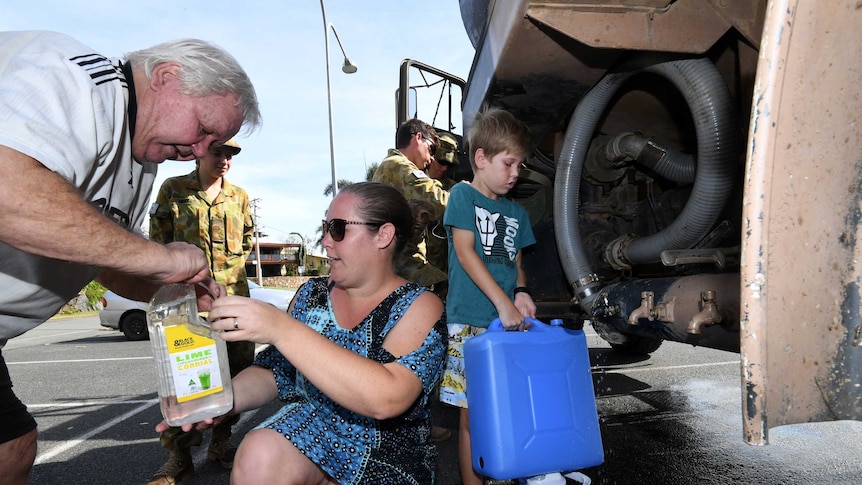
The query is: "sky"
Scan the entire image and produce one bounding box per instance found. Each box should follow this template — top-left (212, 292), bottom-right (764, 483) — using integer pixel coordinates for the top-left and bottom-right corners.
top-left (2, 0), bottom-right (475, 254)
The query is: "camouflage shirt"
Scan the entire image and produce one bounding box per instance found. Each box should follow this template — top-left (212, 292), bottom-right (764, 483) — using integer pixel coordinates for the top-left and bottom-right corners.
top-left (425, 179), bottom-right (454, 273)
top-left (372, 149), bottom-right (449, 287)
top-left (436, 176), bottom-right (456, 192)
top-left (149, 170), bottom-right (253, 297)
top-left (424, 219), bottom-right (449, 275)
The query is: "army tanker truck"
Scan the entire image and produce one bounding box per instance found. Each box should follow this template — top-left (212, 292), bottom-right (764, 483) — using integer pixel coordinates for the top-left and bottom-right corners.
top-left (397, 0), bottom-right (862, 444)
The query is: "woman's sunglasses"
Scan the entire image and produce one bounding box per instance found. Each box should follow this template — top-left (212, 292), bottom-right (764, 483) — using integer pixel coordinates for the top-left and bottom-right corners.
top-left (322, 219), bottom-right (376, 242)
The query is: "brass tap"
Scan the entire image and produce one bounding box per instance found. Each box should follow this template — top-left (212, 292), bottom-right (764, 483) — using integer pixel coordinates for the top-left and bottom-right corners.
top-left (627, 291), bottom-right (654, 325)
top-left (687, 290), bottom-right (722, 334)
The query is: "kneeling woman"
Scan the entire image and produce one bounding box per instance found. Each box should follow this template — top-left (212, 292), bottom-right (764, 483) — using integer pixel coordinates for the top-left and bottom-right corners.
top-left (164, 182), bottom-right (447, 484)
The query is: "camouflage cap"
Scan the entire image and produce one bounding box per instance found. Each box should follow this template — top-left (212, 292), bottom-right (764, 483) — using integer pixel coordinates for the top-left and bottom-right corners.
top-left (217, 138), bottom-right (242, 155)
top-left (434, 132), bottom-right (458, 165)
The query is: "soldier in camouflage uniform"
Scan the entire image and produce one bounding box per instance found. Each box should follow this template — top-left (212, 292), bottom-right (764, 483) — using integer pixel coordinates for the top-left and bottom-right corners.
top-left (147, 139), bottom-right (254, 484)
top-left (372, 120), bottom-right (453, 444)
top-left (424, 132), bottom-right (460, 295)
top-left (372, 119), bottom-right (449, 292)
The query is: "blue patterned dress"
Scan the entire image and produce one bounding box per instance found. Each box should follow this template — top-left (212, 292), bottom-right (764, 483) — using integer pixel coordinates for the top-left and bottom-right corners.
top-left (253, 277), bottom-right (447, 484)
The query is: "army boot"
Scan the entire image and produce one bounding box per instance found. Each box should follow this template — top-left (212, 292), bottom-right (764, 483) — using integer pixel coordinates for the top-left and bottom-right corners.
top-left (431, 425), bottom-right (452, 442)
top-left (147, 448), bottom-right (193, 485)
top-left (207, 422), bottom-right (238, 469)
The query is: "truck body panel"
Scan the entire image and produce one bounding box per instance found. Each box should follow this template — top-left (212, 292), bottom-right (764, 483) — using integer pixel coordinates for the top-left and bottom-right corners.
top-left (740, 0), bottom-right (862, 444)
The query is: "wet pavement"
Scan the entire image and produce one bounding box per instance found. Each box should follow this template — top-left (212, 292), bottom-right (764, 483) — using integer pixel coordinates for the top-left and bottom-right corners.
top-left (11, 317), bottom-right (862, 484)
top-left (431, 327), bottom-right (862, 484)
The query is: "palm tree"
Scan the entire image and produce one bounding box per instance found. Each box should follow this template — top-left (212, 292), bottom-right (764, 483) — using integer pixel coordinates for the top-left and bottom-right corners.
top-left (365, 162), bottom-right (379, 181)
top-left (323, 178), bottom-right (354, 198)
top-left (313, 225), bottom-right (324, 251)
top-left (316, 162), bottom-right (380, 247)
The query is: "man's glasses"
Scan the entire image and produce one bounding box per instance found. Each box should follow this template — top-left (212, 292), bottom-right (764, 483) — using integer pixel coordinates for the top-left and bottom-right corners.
top-left (421, 134), bottom-right (438, 156)
top-left (322, 219), bottom-right (376, 242)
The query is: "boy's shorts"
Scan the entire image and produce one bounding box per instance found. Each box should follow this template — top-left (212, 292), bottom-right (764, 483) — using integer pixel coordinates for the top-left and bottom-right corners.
top-left (439, 323), bottom-right (485, 409)
top-left (0, 350), bottom-right (37, 443)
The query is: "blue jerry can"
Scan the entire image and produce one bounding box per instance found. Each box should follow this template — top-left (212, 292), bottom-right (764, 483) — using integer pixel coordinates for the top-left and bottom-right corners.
top-left (464, 318), bottom-right (604, 480)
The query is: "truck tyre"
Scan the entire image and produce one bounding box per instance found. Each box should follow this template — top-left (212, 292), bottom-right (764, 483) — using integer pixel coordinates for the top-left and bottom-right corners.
top-left (610, 335), bottom-right (662, 356)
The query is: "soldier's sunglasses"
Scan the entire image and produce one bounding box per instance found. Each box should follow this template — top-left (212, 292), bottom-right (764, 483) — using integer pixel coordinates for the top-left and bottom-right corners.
top-left (322, 219), bottom-right (376, 242)
top-left (421, 134), bottom-right (438, 155)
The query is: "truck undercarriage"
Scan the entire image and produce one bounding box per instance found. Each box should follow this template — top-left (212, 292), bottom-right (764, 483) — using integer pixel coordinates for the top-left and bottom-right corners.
top-left (399, 0), bottom-right (862, 444)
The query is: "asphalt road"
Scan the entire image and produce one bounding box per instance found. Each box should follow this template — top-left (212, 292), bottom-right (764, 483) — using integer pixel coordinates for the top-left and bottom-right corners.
top-left (6, 316), bottom-right (862, 484)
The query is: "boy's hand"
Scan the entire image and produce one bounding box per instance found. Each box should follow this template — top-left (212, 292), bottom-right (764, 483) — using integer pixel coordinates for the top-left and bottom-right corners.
top-left (514, 292), bottom-right (537, 320)
top-left (498, 303), bottom-right (527, 331)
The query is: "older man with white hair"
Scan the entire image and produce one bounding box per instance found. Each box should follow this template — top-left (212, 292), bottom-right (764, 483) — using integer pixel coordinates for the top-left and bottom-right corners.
top-left (0, 30), bottom-right (260, 484)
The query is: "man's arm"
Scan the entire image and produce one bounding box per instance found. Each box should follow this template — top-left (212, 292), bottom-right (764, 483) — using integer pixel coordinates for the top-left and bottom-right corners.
top-left (377, 158), bottom-right (449, 220)
top-left (0, 145), bottom-right (209, 284)
top-left (241, 191), bottom-right (254, 259)
top-left (96, 270), bottom-right (160, 302)
top-left (409, 173), bottom-right (449, 220)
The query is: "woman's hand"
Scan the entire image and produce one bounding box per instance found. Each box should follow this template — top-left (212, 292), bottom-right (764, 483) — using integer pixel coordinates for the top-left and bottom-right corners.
top-left (207, 295), bottom-right (290, 346)
top-left (154, 414), bottom-right (228, 433)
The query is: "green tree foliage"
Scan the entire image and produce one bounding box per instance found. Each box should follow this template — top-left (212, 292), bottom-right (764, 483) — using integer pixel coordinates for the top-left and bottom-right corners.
top-left (365, 162), bottom-right (379, 181)
top-left (323, 178), bottom-right (353, 198)
top-left (84, 281), bottom-right (107, 308)
top-left (316, 163), bottom-right (379, 249)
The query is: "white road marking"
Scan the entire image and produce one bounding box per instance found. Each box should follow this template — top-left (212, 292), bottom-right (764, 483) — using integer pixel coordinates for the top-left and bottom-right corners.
top-left (593, 360), bottom-right (739, 373)
top-left (34, 399), bottom-right (159, 465)
top-left (8, 330), bottom-right (95, 342)
top-left (27, 399), bottom-right (157, 408)
top-left (32, 396), bottom-right (265, 468)
top-left (5, 356), bottom-right (152, 365)
top-left (3, 330), bottom-right (97, 350)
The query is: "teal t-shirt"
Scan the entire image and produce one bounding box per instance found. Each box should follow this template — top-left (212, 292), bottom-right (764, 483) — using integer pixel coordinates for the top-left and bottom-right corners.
top-left (444, 182), bottom-right (536, 327)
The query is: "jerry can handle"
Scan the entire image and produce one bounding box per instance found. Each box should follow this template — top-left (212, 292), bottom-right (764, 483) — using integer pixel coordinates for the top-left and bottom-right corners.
top-left (488, 316), bottom-right (548, 332)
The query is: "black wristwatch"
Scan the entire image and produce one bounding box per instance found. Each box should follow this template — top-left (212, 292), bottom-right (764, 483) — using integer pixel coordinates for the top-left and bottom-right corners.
top-left (513, 286), bottom-right (532, 297)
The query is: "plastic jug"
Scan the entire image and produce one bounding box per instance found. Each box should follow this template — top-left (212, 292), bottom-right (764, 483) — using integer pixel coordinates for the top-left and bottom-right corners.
top-left (523, 473), bottom-right (567, 485)
top-left (465, 317), bottom-right (603, 480)
top-left (521, 472), bottom-right (592, 485)
top-left (146, 283), bottom-right (233, 426)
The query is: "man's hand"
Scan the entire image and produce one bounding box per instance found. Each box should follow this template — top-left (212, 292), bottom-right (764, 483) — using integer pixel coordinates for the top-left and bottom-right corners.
top-left (158, 242), bottom-right (210, 284)
top-left (194, 277), bottom-right (226, 312)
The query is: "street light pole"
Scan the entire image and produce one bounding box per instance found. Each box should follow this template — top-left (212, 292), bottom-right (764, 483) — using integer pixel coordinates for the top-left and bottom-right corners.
top-left (251, 198), bottom-right (263, 286)
top-left (320, 0), bottom-right (357, 198)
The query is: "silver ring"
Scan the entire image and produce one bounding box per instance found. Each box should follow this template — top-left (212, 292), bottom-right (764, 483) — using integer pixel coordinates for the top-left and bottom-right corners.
top-left (233, 318), bottom-right (239, 330)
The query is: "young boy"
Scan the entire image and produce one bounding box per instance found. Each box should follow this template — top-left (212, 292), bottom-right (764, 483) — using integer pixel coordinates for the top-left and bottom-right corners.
top-left (440, 108), bottom-right (536, 485)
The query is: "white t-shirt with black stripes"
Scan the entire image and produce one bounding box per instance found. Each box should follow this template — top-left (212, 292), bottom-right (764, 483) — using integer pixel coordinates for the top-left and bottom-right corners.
top-left (0, 30), bottom-right (157, 344)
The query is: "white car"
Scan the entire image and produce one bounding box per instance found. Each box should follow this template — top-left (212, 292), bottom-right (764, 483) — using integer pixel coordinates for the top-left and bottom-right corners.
top-left (99, 281), bottom-right (296, 341)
